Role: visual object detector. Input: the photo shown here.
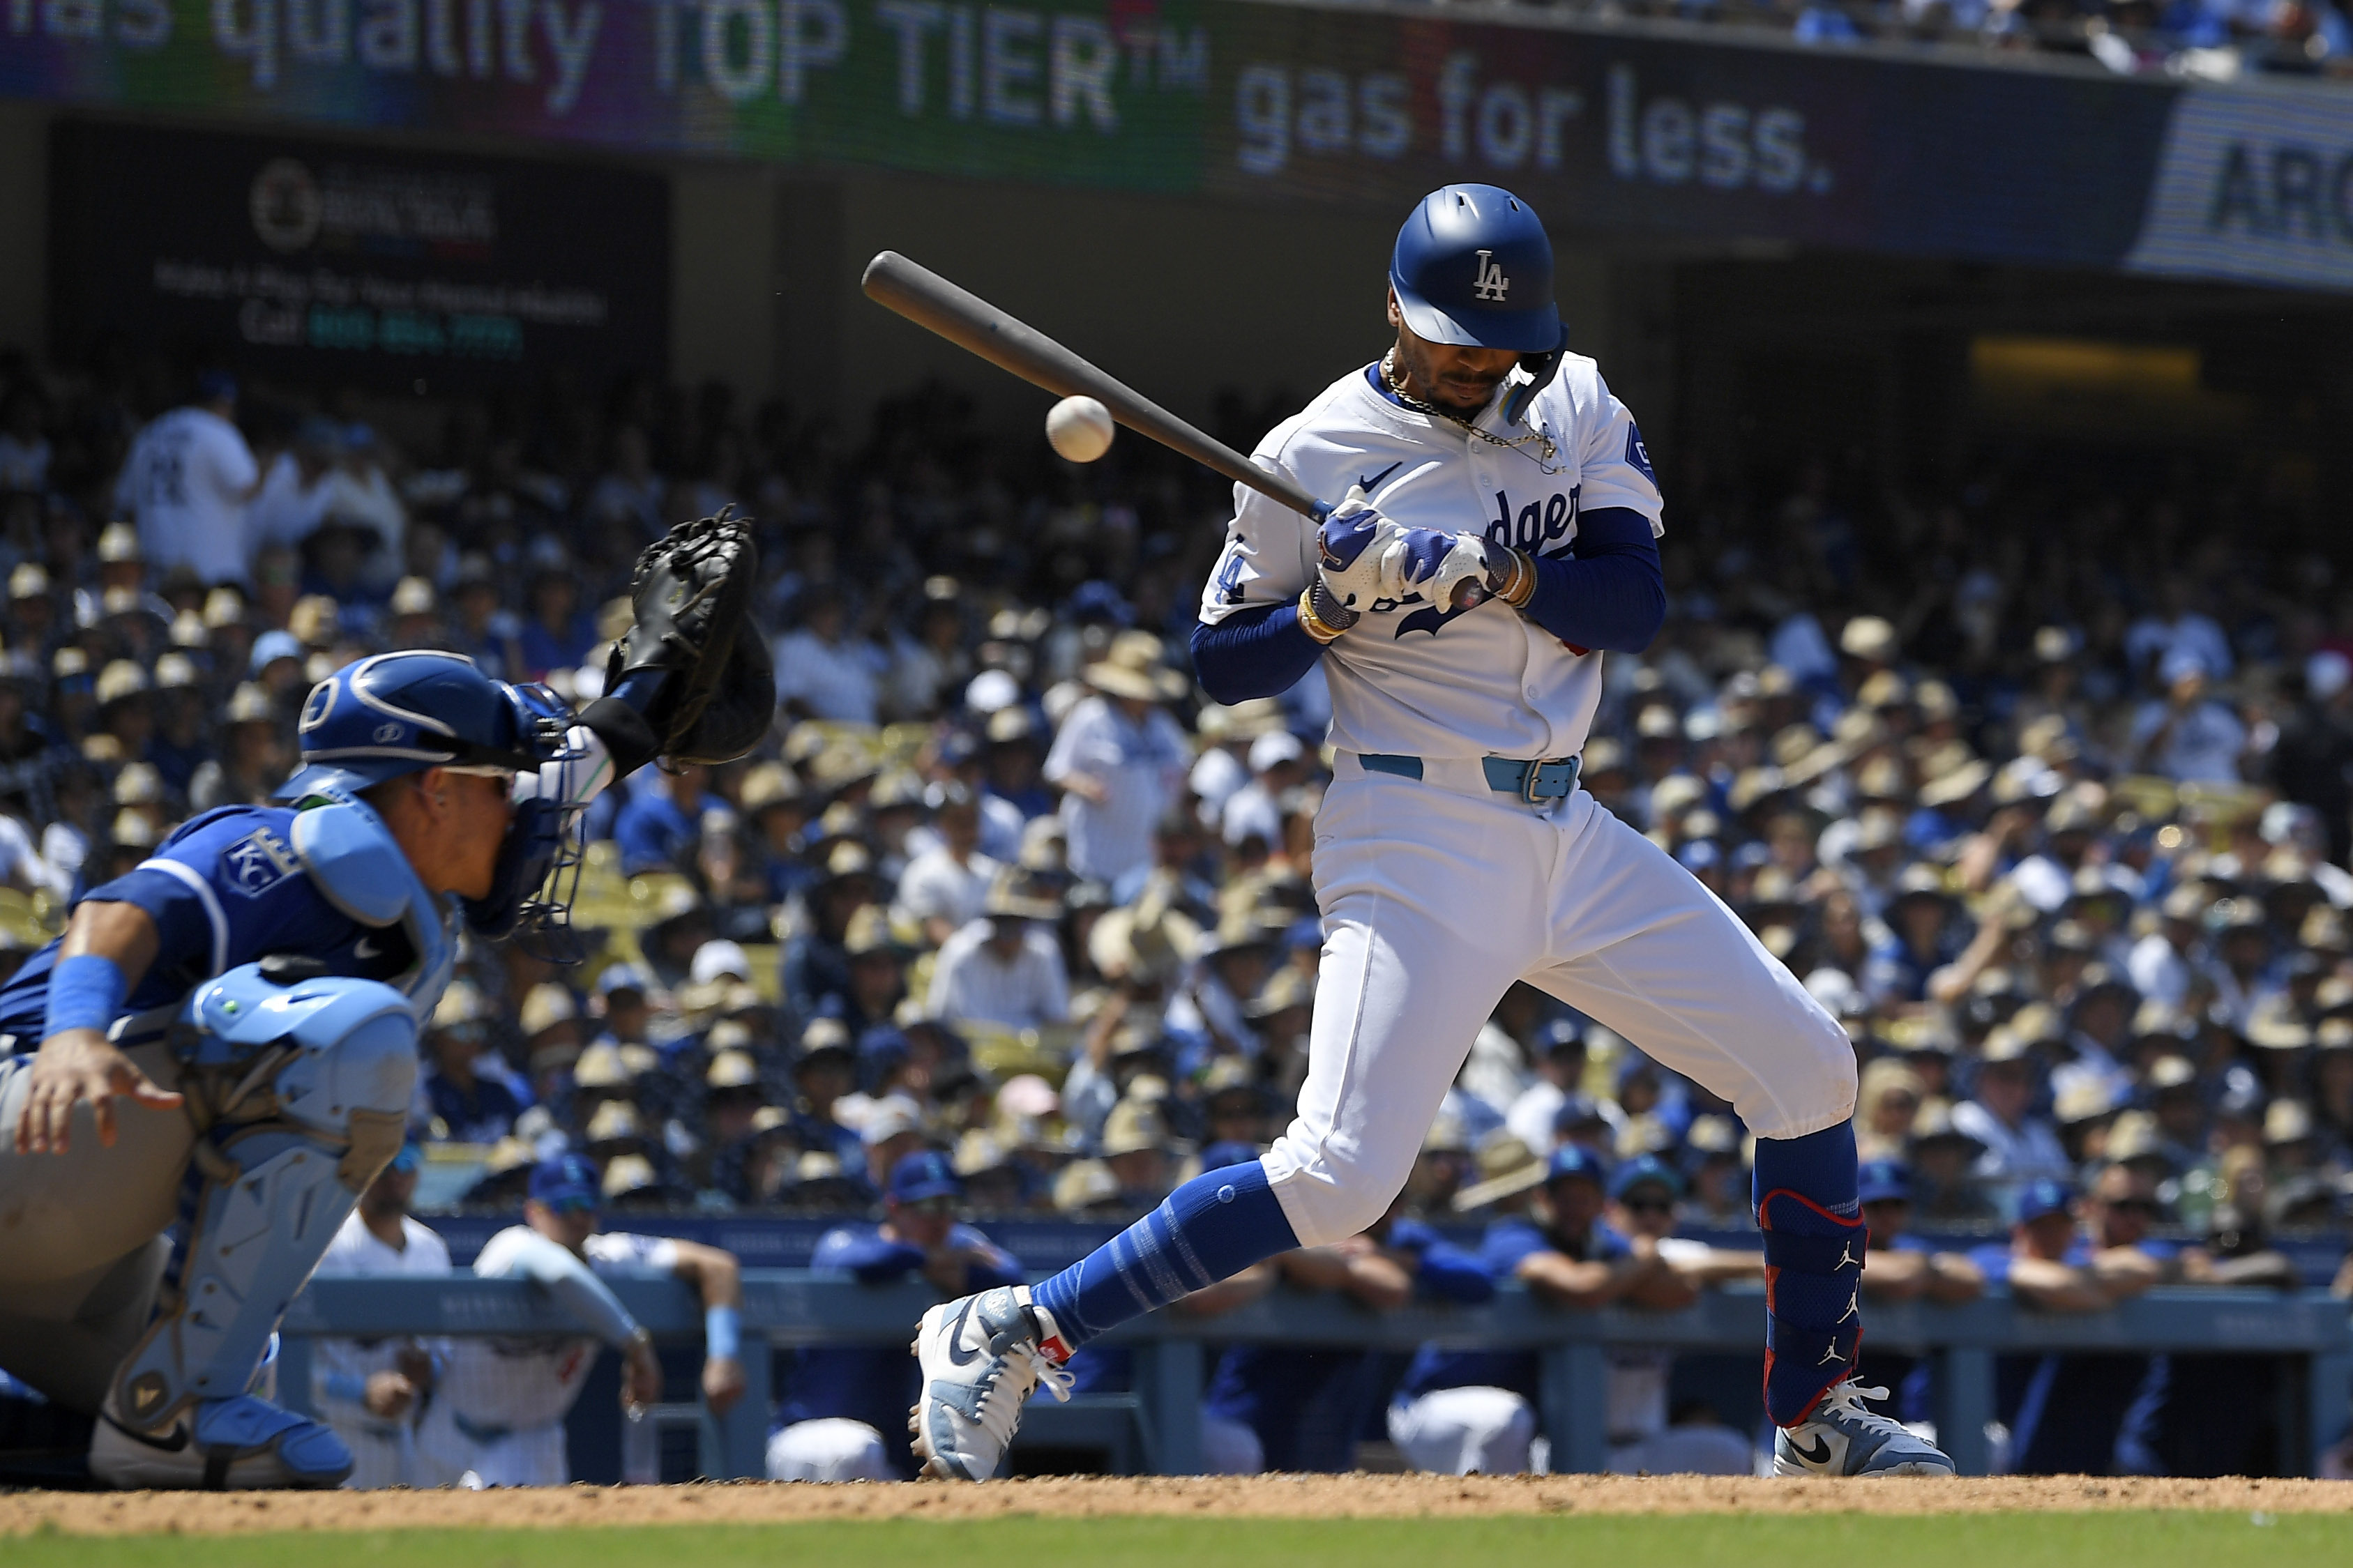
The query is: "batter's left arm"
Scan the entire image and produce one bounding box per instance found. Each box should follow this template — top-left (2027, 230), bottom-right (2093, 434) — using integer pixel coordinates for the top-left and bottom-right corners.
top-left (1508, 370), bottom-right (1666, 653)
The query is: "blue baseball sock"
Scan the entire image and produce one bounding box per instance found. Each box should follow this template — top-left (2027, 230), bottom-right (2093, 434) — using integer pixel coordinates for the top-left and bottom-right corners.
top-left (1029, 1160), bottom-right (1299, 1350)
top-left (1753, 1120), bottom-right (1864, 1426)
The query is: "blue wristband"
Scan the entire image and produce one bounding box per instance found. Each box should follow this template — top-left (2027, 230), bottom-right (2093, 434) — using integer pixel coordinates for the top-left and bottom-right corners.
top-left (44, 954), bottom-right (128, 1041)
top-left (704, 1304), bottom-right (742, 1362)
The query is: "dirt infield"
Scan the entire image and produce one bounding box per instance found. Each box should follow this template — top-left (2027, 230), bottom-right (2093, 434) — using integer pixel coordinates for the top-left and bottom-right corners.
top-left (3, 1474), bottom-right (2348, 1535)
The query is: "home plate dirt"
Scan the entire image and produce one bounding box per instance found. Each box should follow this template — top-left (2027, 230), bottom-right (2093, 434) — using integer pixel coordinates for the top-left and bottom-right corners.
top-left (2, 1475), bottom-right (2349, 1534)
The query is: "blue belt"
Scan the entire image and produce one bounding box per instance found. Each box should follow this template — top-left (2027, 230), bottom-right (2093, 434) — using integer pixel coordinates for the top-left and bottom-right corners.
top-left (1360, 753), bottom-right (1582, 804)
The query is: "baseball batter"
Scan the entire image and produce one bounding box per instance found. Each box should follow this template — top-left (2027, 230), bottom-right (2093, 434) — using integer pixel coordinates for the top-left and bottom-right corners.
top-left (0, 517), bottom-right (769, 1489)
top-left (911, 185), bottom-right (1952, 1479)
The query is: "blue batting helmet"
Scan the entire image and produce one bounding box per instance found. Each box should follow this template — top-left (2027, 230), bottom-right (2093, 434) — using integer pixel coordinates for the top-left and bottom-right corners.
top-left (276, 651), bottom-right (560, 800)
top-left (1390, 185), bottom-right (1562, 354)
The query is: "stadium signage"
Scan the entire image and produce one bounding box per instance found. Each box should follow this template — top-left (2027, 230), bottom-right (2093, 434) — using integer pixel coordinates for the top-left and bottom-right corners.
top-left (2122, 86), bottom-right (2353, 291)
top-left (47, 121), bottom-right (669, 384)
top-left (3, 0), bottom-right (2346, 290)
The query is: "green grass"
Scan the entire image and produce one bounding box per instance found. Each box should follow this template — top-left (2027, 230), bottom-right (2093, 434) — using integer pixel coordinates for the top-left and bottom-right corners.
top-left (13, 1514), bottom-right (2352, 1568)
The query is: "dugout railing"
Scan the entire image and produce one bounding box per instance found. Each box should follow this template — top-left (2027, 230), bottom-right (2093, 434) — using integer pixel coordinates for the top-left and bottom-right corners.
top-left (278, 1274), bottom-right (2353, 1481)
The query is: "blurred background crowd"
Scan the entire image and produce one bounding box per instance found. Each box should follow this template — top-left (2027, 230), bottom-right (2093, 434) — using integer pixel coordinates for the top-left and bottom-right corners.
top-left (1467, 0), bottom-right (2353, 79)
top-left (3, 342), bottom-right (2353, 1478)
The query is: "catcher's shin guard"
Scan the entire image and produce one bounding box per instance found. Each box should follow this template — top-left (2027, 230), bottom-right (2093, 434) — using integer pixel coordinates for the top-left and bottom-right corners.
top-left (107, 966), bottom-right (417, 1433)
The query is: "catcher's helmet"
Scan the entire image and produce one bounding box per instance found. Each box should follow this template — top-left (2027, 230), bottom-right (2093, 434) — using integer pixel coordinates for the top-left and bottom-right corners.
top-left (1389, 185), bottom-right (1562, 355)
top-left (276, 651), bottom-right (564, 800)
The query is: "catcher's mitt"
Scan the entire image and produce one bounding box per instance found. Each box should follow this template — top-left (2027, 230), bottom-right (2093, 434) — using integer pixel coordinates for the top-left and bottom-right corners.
top-left (603, 510), bottom-right (775, 768)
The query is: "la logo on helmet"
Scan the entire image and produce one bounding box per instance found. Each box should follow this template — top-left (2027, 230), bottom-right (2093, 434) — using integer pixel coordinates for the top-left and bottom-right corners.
top-left (1472, 249), bottom-right (1510, 302)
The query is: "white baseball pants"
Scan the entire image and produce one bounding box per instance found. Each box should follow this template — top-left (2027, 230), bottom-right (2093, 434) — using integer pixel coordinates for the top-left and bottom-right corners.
top-left (414, 1401), bottom-right (566, 1487)
top-left (764, 1417), bottom-right (893, 1482)
top-left (1388, 1387), bottom-right (1537, 1475)
top-left (1263, 765), bottom-right (1855, 1247)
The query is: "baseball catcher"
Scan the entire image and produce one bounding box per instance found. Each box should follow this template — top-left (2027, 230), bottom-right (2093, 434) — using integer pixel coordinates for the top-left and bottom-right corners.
top-left (0, 514), bottom-right (770, 1489)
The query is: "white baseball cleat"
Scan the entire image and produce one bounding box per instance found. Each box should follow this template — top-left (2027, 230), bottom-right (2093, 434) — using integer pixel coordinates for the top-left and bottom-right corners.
top-left (89, 1394), bottom-right (354, 1490)
top-left (1771, 1380), bottom-right (1956, 1477)
top-left (907, 1284), bottom-right (1074, 1481)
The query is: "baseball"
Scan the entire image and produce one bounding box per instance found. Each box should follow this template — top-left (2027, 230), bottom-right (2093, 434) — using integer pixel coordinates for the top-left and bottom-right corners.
top-left (1045, 395), bottom-right (1115, 462)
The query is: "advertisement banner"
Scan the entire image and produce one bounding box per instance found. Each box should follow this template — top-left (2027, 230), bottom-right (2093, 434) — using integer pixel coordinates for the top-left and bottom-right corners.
top-left (4, 0), bottom-right (2338, 289)
top-left (48, 120), bottom-right (669, 385)
top-left (2123, 83), bottom-right (2353, 291)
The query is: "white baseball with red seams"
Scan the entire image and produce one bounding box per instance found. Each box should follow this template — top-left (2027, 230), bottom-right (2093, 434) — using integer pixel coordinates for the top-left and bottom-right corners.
top-left (1199, 356), bottom-right (1858, 1249)
top-left (1045, 395), bottom-right (1115, 462)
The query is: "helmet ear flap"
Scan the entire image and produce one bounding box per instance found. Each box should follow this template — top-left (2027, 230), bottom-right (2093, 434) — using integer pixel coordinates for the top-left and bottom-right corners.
top-left (1500, 324), bottom-right (1569, 428)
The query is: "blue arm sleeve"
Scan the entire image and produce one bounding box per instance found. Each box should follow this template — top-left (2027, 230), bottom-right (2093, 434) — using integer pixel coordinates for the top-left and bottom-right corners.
top-left (1520, 506), bottom-right (1665, 654)
top-left (494, 1232), bottom-right (642, 1348)
top-left (1190, 602), bottom-right (1324, 706)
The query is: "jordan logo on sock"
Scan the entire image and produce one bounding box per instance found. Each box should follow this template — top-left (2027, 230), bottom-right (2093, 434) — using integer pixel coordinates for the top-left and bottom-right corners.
top-left (1817, 1341), bottom-right (1846, 1366)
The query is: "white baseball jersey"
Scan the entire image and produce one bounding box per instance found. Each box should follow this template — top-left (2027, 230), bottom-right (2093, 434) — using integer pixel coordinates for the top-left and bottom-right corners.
top-left (310, 1211), bottom-right (453, 1399)
top-left (113, 406), bottom-right (258, 586)
top-left (1200, 357), bottom-right (1662, 762)
top-left (437, 1228), bottom-right (677, 1433)
top-left (310, 1210), bottom-right (452, 1489)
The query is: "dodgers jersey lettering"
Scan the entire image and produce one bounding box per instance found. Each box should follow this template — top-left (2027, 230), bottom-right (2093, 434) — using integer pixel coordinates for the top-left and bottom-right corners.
top-left (1200, 354), bottom-right (1662, 761)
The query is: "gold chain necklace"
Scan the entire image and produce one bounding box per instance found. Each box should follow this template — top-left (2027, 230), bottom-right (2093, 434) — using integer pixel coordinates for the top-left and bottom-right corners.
top-left (1381, 350), bottom-right (1561, 471)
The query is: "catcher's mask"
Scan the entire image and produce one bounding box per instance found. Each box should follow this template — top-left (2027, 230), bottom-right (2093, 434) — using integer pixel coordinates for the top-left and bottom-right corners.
top-left (279, 652), bottom-right (589, 959)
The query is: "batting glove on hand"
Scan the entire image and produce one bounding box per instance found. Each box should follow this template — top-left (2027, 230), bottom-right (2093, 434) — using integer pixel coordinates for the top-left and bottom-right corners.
top-left (1315, 485), bottom-right (1411, 613)
top-left (1391, 531), bottom-right (1534, 612)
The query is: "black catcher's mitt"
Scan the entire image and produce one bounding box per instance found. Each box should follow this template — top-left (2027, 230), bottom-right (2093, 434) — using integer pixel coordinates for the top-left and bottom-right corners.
top-left (600, 510), bottom-right (775, 768)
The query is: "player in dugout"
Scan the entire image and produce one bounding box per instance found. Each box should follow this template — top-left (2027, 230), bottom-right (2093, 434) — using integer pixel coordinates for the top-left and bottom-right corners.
top-left (0, 518), bottom-right (770, 1489)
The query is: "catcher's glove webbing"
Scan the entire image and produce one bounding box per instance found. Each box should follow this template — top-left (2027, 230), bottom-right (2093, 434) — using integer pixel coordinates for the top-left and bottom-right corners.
top-left (593, 510), bottom-right (775, 769)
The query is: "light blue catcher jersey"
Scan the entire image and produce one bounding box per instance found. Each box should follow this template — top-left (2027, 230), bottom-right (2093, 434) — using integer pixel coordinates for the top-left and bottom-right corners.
top-left (1200, 356), bottom-right (1662, 761)
top-left (0, 803), bottom-right (457, 1050)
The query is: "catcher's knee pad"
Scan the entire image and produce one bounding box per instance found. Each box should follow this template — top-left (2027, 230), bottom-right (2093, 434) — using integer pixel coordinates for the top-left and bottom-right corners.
top-left (112, 966), bottom-right (417, 1429)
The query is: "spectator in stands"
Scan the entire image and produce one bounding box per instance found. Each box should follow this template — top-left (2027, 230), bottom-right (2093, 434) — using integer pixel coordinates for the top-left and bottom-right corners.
top-left (767, 1151), bottom-right (1024, 1479)
top-left (1598, 1155), bottom-right (1761, 1475)
top-left (1202, 1189), bottom-right (1493, 1474)
top-left (895, 782), bottom-right (999, 947)
top-left (418, 982), bottom-right (528, 1144)
top-left (2131, 649), bottom-right (2248, 784)
top-left (925, 870), bottom-right (1071, 1028)
top-left (1389, 1147), bottom-right (1677, 1474)
top-left (1044, 634), bottom-right (1189, 886)
top-left (1972, 1169), bottom-right (2181, 1475)
top-left (113, 370), bottom-right (258, 586)
top-left (1853, 1157), bottom-right (1985, 1424)
top-left (773, 593), bottom-right (885, 724)
top-left (1952, 1027), bottom-right (2072, 1193)
top-left (308, 1145), bottom-right (451, 1489)
top-left (614, 761), bottom-right (725, 876)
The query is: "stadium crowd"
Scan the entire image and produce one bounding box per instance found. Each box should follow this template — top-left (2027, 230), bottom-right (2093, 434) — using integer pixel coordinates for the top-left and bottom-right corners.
top-left (2, 344), bottom-right (2352, 1482)
top-left (1480, 0), bottom-right (2353, 80)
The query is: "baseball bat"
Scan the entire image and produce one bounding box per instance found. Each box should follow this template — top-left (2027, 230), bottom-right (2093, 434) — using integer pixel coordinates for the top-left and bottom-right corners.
top-left (861, 250), bottom-right (1332, 522)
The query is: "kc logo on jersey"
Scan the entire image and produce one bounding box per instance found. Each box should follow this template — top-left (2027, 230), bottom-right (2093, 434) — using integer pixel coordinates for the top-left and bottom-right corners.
top-left (223, 827), bottom-right (300, 897)
top-left (1471, 250), bottom-right (1510, 301)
